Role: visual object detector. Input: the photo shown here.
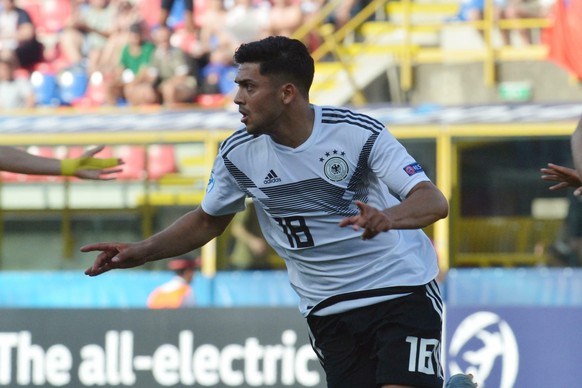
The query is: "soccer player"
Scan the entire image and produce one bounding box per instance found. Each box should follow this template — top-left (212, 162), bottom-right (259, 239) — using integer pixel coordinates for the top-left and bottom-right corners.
top-left (82, 36), bottom-right (449, 388)
top-left (0, 145), bottom-right (122, 180)
top-left (160, 0), bottom-right (195, 33)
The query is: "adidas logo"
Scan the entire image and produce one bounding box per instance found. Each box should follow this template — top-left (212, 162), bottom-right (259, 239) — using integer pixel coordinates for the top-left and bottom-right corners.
top-left (263, 169), bottom-right (282, 184)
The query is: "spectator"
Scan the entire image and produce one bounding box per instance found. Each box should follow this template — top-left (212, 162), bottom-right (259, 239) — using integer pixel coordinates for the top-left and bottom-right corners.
top-left (123, 24), bottom-right (196, 106)
top-left (0, 56), bottom-right (35, 110)
top-left (228, 202), bottom-right (272, 270)
top-left (192, 0), bottom-right (231, 88)
top-left (330, 0), bottom-right (372, 30)
top-left (199, 40), bottom-right (237, 96)
top-left (452, 0), bottom-right (506, 42)
top-left (267, 0), bottom-right (304, 37)
top-left (454, 0), bottom-right (551, 45)
top-left (147, 256), bottom-right (200, 308)
top-left (99, 0), bottom-right (146, 72)
top-left (501, 0), bottom-right (554, 45)
top-left (104, 21), bottom-right (154, 105)
top-left (59, 0), bottom-right (115, 74)
top-left (0, 0), bottom-right (44, 69)
top-left (160, 0), bottom-right (195, 33)
top-left (196, 0), bottom-right (231, 57)
top-left (224, 0), bottom-right (270, 45)
top-left (299, 0), bottom-right (326, 51)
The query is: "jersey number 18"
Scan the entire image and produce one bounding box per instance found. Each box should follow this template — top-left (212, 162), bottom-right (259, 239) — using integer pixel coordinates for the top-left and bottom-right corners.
top-left (274, 216), bottom-right (315, 248)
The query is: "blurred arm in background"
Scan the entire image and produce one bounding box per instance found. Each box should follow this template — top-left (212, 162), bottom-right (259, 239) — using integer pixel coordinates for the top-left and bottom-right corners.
top-left (0, 145), bottom-right (123, 180)
top-left (540, 115), bottom-right (582, 195)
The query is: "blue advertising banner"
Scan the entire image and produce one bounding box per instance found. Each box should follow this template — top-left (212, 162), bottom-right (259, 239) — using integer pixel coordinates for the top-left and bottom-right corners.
top-left (445, 307), bottom-right (582, 388)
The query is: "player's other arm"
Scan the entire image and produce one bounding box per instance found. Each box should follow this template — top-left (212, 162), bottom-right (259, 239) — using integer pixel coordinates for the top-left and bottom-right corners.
top-left (541, 116), bottom-right (582, 195)
top-left (571, 115), bottom-right (582, 178)
top-left (83, 207), bottom-right (234, 276)
top-left (0, 145), bottom-right (122, 180)
top-left (339, 181), bottom-right (448, 240)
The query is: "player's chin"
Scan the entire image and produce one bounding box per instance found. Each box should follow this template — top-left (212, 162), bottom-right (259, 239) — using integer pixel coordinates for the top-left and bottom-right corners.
top-left (244, 125), bottom-right (259, 136)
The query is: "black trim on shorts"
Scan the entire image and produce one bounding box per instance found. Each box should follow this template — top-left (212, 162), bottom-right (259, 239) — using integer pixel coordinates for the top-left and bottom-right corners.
top-left (307, 284), bottom-right (427, 316)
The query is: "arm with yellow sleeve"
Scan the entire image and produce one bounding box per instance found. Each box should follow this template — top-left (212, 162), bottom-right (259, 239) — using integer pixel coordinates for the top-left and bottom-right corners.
top-left (0, 145), bottom-right (123, 180)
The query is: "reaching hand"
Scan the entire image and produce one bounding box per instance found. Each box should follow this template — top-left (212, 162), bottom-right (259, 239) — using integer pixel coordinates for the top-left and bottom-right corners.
top-left (338, 201), bottom-right (392, 240)
top-left (540, 163), bottom-right (582, 195)
top-left (81, 242), bottom-right (148, 276)
top-left (61, 145), bottom-right (124, 180)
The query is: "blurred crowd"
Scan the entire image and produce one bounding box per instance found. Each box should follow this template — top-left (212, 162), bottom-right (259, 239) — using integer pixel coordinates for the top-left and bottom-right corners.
top-left (0, 0), bottom-right (324, 110)
top-left (0, 0), bottom-right (556, 111)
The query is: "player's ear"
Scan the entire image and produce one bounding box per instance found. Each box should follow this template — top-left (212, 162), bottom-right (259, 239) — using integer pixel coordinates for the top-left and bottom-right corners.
top-left (281, 83), bottom-right (296, 104)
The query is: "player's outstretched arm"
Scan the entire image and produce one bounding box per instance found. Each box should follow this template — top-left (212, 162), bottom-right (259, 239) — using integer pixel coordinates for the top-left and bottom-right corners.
top-left (82, 207), bottom-right (235, 276)
top-left (0, 145), bottom-right (123, 180)
top-left (339, 181), bottom-right (448, 240)
top-left (540, 163), bottom-right (582, 194)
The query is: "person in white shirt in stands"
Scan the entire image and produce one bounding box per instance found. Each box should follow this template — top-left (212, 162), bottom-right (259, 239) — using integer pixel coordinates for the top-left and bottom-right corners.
top-left (0, 56), bottom-right (34, 110)
top-left (0, 0), bottom-right (44, 69)
top-left (82, 36), bottom-right (449, 388)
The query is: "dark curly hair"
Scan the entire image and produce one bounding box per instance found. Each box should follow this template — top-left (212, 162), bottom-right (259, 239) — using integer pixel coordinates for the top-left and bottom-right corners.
top-left (234, 36), bottom-right (314, 98)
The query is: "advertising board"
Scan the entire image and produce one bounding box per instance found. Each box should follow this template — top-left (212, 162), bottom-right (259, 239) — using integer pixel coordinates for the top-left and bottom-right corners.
top-left (446, 307), bottom-right (582, 388)
top-left (0, 308), bottom-right (324, 388)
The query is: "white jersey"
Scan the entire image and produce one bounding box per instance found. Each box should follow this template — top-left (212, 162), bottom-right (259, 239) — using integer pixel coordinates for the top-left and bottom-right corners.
top-left (202, 105), bottom-right (440, 317)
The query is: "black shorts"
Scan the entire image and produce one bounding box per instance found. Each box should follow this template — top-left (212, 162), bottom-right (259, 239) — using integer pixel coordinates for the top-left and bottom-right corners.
top-left (307, 281), bottom-right (444, 388)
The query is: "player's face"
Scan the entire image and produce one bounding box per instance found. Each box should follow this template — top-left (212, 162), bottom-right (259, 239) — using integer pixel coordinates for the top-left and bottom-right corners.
top-left (233, 63), bottom-right (284, 136)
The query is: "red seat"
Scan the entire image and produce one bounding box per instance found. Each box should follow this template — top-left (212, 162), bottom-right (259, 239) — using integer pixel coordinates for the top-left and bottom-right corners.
top-left (193, 0), bottom-right (209, 29)
top-left (64, 146), bottom-right (115, 181)
top-left (138, 0), bottom-right (162, 28)
top-left (80, 71), bottom-right (107, 107)
top-left (148, 145), bottom-right (177, 180)
top-left (115, 146), bottom-right (146, 181)
top-left (34, 0), bottom-right (72, 34)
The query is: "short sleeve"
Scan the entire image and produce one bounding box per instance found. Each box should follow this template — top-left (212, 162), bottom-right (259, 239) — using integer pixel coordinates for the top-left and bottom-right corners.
top-left (368, 129), bottom-right (430, 199)
top-left (201, 153), bottom-right (247, 216)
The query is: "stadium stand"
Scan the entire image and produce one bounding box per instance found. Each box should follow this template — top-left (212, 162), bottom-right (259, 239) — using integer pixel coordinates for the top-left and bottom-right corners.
top-left (0, 0), bottom-right (579, 273)
top-left (4, 0), bottom-right (563, 108)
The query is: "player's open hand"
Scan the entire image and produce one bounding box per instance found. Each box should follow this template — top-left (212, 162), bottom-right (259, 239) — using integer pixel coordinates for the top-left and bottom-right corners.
top-left (338, 201), bottom-right (392, 240)
top-left (541, 163), bottom-right (582, 195)
top-left (82, 242), bottom-right (148, 276)
top-left (61, 146), bottom-right (124, 180)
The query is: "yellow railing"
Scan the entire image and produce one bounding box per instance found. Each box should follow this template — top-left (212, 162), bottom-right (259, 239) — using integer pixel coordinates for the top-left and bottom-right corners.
top-left (0, 118), bottom-right (576, 273)
top-left (293, 0), bottom-right (553, 94)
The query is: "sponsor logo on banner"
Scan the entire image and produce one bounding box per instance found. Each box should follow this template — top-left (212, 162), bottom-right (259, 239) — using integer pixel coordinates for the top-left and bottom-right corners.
top-left (448, 311), bottom-right (519, 388)
top-left (0, 329), bottom-right (320, 387)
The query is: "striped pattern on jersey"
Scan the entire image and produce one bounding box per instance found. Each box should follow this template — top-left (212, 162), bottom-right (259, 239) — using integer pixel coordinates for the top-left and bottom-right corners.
top-left (218, 109), bottom-right (385, 218)
top-left (320, 106), bottom-right (385, 134)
